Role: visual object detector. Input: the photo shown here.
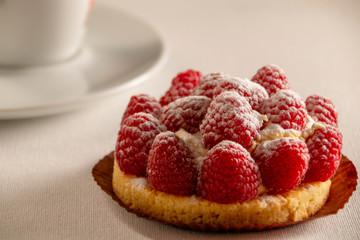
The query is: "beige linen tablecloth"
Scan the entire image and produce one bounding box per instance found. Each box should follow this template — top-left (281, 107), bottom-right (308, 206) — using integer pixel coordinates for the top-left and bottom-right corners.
top-left (1, 0), bottom-right (359, 239)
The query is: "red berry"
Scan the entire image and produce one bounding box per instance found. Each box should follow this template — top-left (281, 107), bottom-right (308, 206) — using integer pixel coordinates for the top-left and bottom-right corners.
top-left (171, 69), bottom-right (202, 86)
top-left (160, 96), bottom-right (211, 133)
top-left (213, 78), bottom-right (269, 109)
top-left (251, 64), bottom-right (290, 96)
top-left (305, 94), bottom-right (338, 127)
top-left (252, 138), bottom-right (310, 193)
top-left (257, 90), bottom-right (307, 130)
top-left (303, 126), bottom-right (343, 183)
top-left (116, 113), bottom-right (166, 176)
top-left (147, 131), bottom-right (198, 196)
top-left (197, 140), bottom-right (261, 203)
top-left (160, 69), bottom-right (202, 106)
top-left (200, 91), bottom-right (261, 149)
top-left (190, 72), bottom-right (230, 99)
top-left (121, 94), bottom-right (162, 123)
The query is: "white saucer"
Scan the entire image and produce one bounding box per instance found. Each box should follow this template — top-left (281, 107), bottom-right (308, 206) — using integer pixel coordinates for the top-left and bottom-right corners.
top-left (0, 2), bottom-right (167, 119)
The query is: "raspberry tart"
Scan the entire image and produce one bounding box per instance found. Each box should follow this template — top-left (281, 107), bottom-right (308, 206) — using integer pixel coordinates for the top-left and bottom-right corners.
top-left (100, 67), bottom-right (355, 231)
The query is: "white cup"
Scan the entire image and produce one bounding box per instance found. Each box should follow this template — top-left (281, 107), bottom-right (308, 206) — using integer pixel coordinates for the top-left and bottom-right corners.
top-left (0, 0), bottom-right (92, 66)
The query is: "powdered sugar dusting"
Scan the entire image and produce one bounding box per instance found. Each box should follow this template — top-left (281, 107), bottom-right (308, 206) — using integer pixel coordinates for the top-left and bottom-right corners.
top-left (301, 121), bottom-right (325, 140)
top-left (194, 156), bottom-right (205, 171)
top-left (131, 177), bottom-right (148, 189)
top-left (304, 115), bottom-right (315, 129)
top-left (116, 112), bottom-right (166, 176)
top-left (259, 123), bottom-right (301, 142)
top-left (209, 91), bottom-right (253, 113)
top-left (159, 70), bottom-right (202, 106)
top-left (188, 195), bottom-right (199, 204)
top-left (251, 64), bottom-right (290, 96)
top-left (160, 96), bottom-right (211, 133)
top-left (190, 72), bottom-right (231, 98)
top-left (258, 90), bottom-right (307, 131)
top-left (176, 129), bottom-right (208, 159)
top-left (253, 140), bottom-right (277, 159)
top-left (147, 131), bottom-right (198, 195)
top-left (305, 94), bottom-right (338, 127)
top-left (198, 72), bottom-right (231, 85)
top-left (304, 125), bottom-right (342, 182)
top-left (258, 194), bottom-right (283, 203)
top-left (121, 94), bottom-right (162, 123)
top-left (253, 110), bottom-right (268, 128)
top-left (213, 77), bottom-right (269, 109)
top-left (254, 137), bottom-right (305, 160)
top-left (198, 140), bottom-right (261, 203)
top-left (200, 91), bottom-right (262, 149)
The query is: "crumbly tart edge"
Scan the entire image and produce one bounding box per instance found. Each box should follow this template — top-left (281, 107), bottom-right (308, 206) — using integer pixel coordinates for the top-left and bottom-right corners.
top-left (112, 159), bottom-right (331, 231)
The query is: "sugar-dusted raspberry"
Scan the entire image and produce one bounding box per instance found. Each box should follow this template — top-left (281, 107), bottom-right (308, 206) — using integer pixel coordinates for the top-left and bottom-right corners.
top-left (303, 126), bottom-right (343, 183)
top-left (197, 140), bottom-right (261, 203)
top-left (252, 138), bottom-right (310, 193)
top-left (159, 69), bottom-right (202, 106)
top-left (147, 131), bottom-right (198, 196)
top-left (305, 94), bottom-right (338, 127)
top-left (121, 94), bottom-right (163, 123)
top-left (190, 72), bottom-right (230, 99)
top-left (160, 96), bottom-right (211, 133)
top-left (200, 91), bottom-right (261, 149)
top-left (116, 113), bottom-right (166, 177)
top-left (257, 90), bottom-right (307, 131)
top-left (251, 64), bottom-right (290, 96)
top-left (213, 77), bottom-right (269, 109)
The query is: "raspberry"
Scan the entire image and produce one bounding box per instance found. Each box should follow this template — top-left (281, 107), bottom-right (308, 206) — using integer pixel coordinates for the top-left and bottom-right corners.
top-left (305, 94), bottom-right (338, 127)
top-left (212, 77), bottom-right (269, 109)
top-left (121, 94), bottom-right (162, 123)
top-left (200, 91), bottom-right (261, 149)
top-left (303, 126), bottom-right (343, 183)
top-left (251, 64), bottom-right (290, 96)
top-left (190, 72), bottom-right (230, 99)
top-left (147, 131), bottom-right (198, 196)
top-left (197, 140), bottom-right (261, 203)
top-left (159, 69), bottom-right (202, 106)
top-left (257, 90), bottom-right (307, 130)
top-left (252, 138), bottom-right (310, 193)
top-left (115, 113), bottom-right (166, 176)
top-left (160, 96), bottom-right (211, 133)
